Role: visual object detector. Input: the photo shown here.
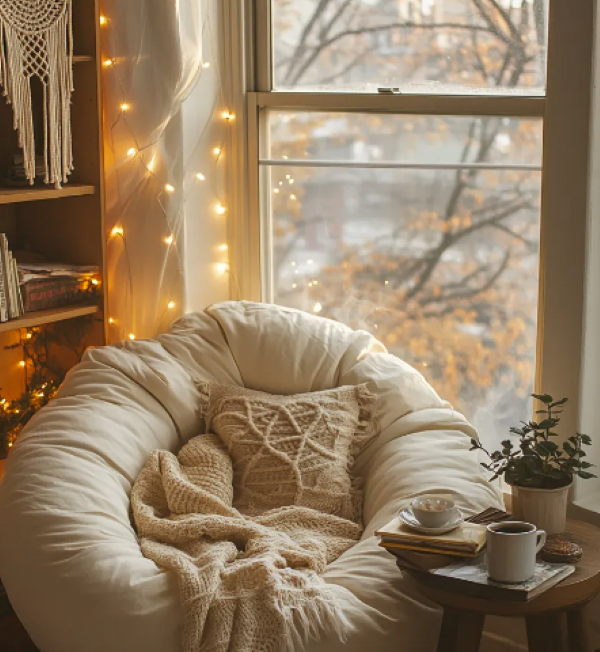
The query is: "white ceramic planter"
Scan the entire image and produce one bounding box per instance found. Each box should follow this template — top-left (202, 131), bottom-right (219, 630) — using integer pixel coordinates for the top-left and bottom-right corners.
top-left (510, 482), bottom-right (571, 535)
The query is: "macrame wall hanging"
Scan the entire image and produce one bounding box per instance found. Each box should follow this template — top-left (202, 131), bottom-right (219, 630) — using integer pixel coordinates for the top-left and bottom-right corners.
top-left (0, 0), bottom-right (74, 188)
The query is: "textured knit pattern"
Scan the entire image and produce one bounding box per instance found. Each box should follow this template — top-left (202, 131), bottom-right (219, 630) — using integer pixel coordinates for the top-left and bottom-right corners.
top-left (197, 382), bottom-right (377, 523)
top-left (0, 0), bottom-right (74, 187)
top-left (131, 432), bottom-right (362, 652)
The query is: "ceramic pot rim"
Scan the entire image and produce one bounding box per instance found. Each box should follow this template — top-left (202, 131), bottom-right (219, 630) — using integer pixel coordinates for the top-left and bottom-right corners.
top-left (509, 480), bottom-right (572, 494)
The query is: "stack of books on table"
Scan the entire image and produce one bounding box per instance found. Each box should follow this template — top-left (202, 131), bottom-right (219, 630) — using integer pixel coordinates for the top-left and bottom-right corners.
top-left (18, 263), bottom-right (100, 313)
top-left (0, 234), bottom-right (24, 323)
top-left (376, 517), bottom-right (488, 571)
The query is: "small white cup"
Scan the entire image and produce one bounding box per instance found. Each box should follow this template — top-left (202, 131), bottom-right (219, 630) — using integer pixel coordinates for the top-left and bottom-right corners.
top-left (487, 521), bottom-right (547, 583)
top-left (411, 495), bottom-right (457, 528)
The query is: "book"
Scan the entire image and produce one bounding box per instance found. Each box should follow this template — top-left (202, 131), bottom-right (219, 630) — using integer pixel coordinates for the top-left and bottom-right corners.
top-left (1, 236), bottom-right (15, 319)
top-left (0, 237), bottom-right (7, 322)
top-left (379, 542), bottom-right (467, 570)
top-left (12, 257), bottom-right (23, 316)
top-left (20, 277), bottom-right (87, 312)
top-left (430, 559), bottom-right (575, 602)
top-left (376, 517), bottom-right (487, 555)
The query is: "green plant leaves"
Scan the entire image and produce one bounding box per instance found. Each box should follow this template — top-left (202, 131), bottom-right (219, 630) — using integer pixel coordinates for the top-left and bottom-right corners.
top-left (532, 393), bottom-right (553, 404)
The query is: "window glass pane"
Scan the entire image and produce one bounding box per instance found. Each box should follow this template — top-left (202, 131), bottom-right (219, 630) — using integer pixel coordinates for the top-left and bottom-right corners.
top-left (272, 0), bottom-right (548, 95)
top-left (263, 111), bottom-right (542, 449)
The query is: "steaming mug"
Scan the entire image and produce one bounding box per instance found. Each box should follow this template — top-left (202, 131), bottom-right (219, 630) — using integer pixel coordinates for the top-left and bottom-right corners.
top-left (486, 521), bottom-right (547, 583)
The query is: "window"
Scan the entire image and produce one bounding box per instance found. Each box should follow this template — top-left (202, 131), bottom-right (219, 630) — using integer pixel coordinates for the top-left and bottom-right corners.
top-left (244, 0), bottom-right (593, 460)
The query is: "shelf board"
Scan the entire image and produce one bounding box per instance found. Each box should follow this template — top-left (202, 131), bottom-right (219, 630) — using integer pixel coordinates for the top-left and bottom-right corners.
top-left (73, 55), bottom-right (94, 63)
top-left (0, 184), bottom-right (96, 206)
top-left (0, 305), bottom-right (99, 333)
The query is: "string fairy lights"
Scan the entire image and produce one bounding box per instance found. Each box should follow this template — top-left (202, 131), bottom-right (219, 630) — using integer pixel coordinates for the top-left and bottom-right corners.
top-left (102, 4), bottom-right (232, 342)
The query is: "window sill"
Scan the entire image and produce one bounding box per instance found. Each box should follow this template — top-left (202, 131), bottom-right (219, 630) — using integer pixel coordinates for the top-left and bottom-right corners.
top-left (570, 495), bottom-right (600, 527)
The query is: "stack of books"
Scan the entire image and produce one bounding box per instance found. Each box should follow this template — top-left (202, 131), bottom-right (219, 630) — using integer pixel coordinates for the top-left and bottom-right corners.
top-left (0, 234), bottom-right (24, 323)
top-left (18, 263), bottom-right (100, 312)
top-left (376, 518), bottom-right (488, 570)
top-left (4, 153), bottom-right (46, 186)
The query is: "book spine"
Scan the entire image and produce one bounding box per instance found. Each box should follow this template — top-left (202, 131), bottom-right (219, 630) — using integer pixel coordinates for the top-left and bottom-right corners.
top-left (0, 237), bottom-right (6, 322)
top-left (6, 250), bottom-right (16, 319)
top-left (1, 236), bottom-right (14, 320)
top-left (12, 258), bottom-right (23, 317)
top-left (22, 278), bottom-right (82, 313)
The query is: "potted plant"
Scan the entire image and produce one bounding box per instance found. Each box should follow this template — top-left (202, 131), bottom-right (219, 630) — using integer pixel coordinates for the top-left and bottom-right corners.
top-left (470, 393), bottom-right (595, 534)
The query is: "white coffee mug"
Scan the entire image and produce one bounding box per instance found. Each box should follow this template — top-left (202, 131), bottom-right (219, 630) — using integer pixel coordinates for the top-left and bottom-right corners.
top-left (486, 521), bottom-right (547, 583)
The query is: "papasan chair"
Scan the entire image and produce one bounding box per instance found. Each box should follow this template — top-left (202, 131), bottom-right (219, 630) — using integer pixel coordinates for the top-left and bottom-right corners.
top-left (0, 300), bottom-right (539, 652)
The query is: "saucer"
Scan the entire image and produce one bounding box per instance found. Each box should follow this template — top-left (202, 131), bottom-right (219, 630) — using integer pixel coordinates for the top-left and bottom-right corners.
top-left (398, 507), bottom-right (463, 535)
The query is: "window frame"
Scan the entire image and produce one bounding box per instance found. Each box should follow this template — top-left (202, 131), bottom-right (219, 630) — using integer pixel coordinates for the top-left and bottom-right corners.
top-left (230, 0), bottom-right (595, 503)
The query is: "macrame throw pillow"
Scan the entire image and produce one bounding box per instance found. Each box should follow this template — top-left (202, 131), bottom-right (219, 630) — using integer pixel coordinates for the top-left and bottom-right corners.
top-left (196, 381), bottom-right (377, 523)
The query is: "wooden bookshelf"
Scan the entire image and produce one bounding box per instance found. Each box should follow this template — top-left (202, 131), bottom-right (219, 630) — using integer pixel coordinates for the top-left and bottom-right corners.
top-left (0, 0), bottom-right (106, 381)
top-left (0, 305), bottom-right (99, 334)
top-left (0, 184), bottom-right (96, 206)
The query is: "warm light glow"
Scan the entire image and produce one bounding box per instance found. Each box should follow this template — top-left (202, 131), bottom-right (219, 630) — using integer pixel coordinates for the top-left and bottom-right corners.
top-left (167, 301), bottom-right (176, 310)
top-left (99, 15), bottom-right (108, 26)
top-left (8, 442), bottom-right (13, 448)
top-left (291, 261), bottom-right (296, 267)
top-left (215, 203), bottom-right (227, 215)
top-left (308, 282), bottom-right (313, 287)
top-left (26, 332), bottom-right (32, 339)
top-left (202, 61), bottom-right (211, 68)
top-left (19, 361), bottom-right (26, 368)
top-left (222, 111), bottom-right (235, 121)
top-left (384, 280), bottom-right (389, 285)
top-left (165, 234), bottom-right (175, 245)
top-left (120, 102), bottom-right (131, 112)
top-left (292, 283), bottom-right (297, 289)
top-left (127, 147), bottom-right (136, 158)
top-left (108, 318), bottom-right (115, 325)
top-left (91, 279), bottom-right (100, 286)
top-left (313, 280), bottom-right (318, 285)
top-left (290, 194), bottom-right (297, 201)
top-left (102, 59), bottom-right (114, 68)
top-left (165, 184), bottom-right (175, 194)
top-left (313, 302), bottom-right (323, 314)
top-left (286, 175), bottom-right (291, 179)
top-left (215, 262), bottom-right (229, 275)
top-left (129, 334), bottom-right (136, 340)
top-left (36, 393), bottom-right (44, 398)
top-left (147, 155), bottom-right (156, 172)
top-left (307, 259), bottom-right (313, 264)
top-left (274, 188), bottom-right (279, 194)
top-left (196, 172), bottom-right (206, 181)
top-left (111, 226), bottom-right (124, 237)
top-left (213, 147), bottom-right (221, 156)
top-left (218, 243), bottom-right (228, 252)
top-left (289, 179), bottom-right (294, 184)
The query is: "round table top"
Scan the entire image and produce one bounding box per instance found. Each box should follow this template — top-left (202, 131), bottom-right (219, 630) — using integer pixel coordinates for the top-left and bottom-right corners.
top-left (404, 519), bottom-right (600, 617)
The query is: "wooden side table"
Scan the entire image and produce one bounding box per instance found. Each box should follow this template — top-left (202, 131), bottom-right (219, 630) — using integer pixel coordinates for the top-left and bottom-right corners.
top-left (402, 519), bottom-right (600, 652)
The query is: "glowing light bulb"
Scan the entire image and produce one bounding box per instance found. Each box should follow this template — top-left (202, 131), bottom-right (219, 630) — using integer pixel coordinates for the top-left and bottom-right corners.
top-left (165, 184), bottom-right (175, 194)
top-left (218, 244), bottom-right (228, 252)
top-left (91, 279), bottom-right (100, 286)
top-left (167, 301), bottom-right (176, 310)
top-left (215, 203), bottom-right (227, 215)
top-left (222, 111), bottom-right (235, 121)
top-left (111, 226), bottom-right (124, 237)
top-left (313, 302), bottom-right (323, 314)
top-left (213, 147), bottom-right (221, 156)
top-left (274, 188), bottom-right (280, 194)
top-left (120, 102), bottom-right (131, 112)
top-left (307, 259), bottom-right (313, 264)
top-left (26, 332), bottom-right (32, 339)
top-left (282, 155), bottom-right (288, 160)
top-left (313, 280), bottom-right (318, 285)
top-left (127, 147), bottom-right (136, 158)
top-left (308, 282), bottom-right (313, 287)
top-left (289, 179), bottom-right (294, 184)
top-left (290, 194), bottom-right (297, 201)
top-left (384, 280), bottom-right (389, 285)
top-left (215, 262), bottom-right (229, 275)
top-left (292, 283), bottom-right (297, 289)
top-left (8, 442), bottom-right (13, 448)
top-left (196, 172), bottom-right (205, 181)
top-left (147, 155), bottom-right (156, 172)
top-left (291, 262), bottom-right (296, 267)
top-left (108, 318), bottom-right (115, 325)
top-left (102, 60), bottom-right (113, 68)
top-left (99, 15), bottom-right (108, 26)
top-left (129, 334), bottom-right (136, 341)
top-left (19, 361), bottom-right (26, 368)
top-left (164, 235), bottom-right (174, 245)
top-left (286, 175), bottom-right (290, 179)
top-left (203, 61), bottom-right (211, 68)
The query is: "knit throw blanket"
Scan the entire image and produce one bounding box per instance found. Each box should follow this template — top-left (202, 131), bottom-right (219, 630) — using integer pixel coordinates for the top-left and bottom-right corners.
top-left (131, 433), bottom-right (362, 652)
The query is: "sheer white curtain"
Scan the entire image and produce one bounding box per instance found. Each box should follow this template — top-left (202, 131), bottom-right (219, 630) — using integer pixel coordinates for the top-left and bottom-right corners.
top-left (100, 0), bottom-right (230, 342)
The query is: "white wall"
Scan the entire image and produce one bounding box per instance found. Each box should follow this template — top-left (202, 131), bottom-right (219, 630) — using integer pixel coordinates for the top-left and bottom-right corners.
top-left (577, 1), bottom-right (600, 508)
